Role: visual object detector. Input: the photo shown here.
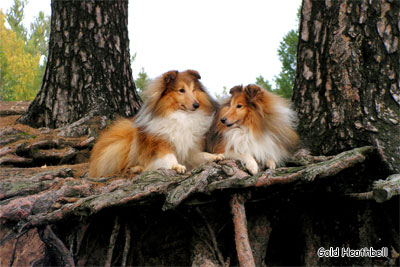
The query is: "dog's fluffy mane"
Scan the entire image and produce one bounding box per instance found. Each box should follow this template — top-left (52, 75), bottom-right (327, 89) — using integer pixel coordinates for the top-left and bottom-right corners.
top-left (215, 84), bottom-right (298, 166)
top-left (135, 70), bottom-right (217, 165)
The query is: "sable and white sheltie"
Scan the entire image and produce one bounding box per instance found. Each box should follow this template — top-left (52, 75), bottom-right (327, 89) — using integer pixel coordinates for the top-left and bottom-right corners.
top-left (207, 84), bottom-right (299, 175)
top-left (89, 70), bottom-right (224, 177)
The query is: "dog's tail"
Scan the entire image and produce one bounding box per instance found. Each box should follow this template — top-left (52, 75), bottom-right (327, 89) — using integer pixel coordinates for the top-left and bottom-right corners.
top-left (89, 119), bottom-right (136, 177)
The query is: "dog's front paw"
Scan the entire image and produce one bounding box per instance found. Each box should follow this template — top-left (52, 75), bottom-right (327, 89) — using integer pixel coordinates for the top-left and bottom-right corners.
top-left (266, 159), bottom-right (276, 170)
top-left (213, 153), bottom-right (225, 161)
top-left (172, 164), bottom-right (186, 174)
top-left (130, 166), bottom-right (145, 174)
top-left (246, 160), bottom-right (258, 175)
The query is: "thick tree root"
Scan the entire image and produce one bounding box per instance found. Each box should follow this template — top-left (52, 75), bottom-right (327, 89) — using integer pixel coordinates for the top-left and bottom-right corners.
top-left (230, 193), bottom-right (255, 267)
top-left (0, 146), bottom-right (376, 231)
top-left (1, 145), bottom-right (396, 266)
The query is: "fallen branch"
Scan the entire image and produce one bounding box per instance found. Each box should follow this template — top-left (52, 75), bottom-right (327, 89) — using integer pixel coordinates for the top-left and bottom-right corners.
top-left (373, 174), bottom-right (400, 203)
top-left (230, 193), bottom-right (255, 267)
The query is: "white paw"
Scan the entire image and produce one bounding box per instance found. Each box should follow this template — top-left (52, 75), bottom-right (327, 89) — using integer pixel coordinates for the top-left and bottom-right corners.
top-left (266, 159), bottom-right (276, 170)
top-left (246, 160), bottom-right (258, 175)
top-left (172, 164), bottom-right (186, 174)
top-left (130, 166), bottom-right (144, 174)
top-left (213, 153), bottom-right (225, 161)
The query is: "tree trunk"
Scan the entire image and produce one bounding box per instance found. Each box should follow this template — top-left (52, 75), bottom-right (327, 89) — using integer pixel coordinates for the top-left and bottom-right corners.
top-left (293, 0), bottom-right (400, 172)
top-left (17, 0), bottom-right (141, 129)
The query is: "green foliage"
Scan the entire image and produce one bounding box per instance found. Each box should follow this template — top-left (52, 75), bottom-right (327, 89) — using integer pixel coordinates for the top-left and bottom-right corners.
top-left (0, 0), bottom-right (50, 101)
top-left (255, 76), bottom-right (273, 92)
top-left (257, 5), bottom-right (300, 99)
top-left (214, 86), bottom-right (229, 100)
top-left (27, 11), bottom-right (50, 64)
top-left (134, 67), bottom-right (150, 99)
top-left (6, 0), bottom-right (28, 41)
top-left (275, 29), bottom-right (298, 99)
top-left (0, 11), bottom-right (41, 100)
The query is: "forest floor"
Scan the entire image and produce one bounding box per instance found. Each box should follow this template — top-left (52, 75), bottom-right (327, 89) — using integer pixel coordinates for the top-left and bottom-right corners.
top-left (0, 101), bottom-right (91, 178)
top-left (0, 101), bottom-right (30, 115)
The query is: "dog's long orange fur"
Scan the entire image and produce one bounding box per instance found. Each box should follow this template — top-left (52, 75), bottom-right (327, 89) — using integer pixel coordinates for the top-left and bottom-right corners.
top-left (90, 70), bottom-right (223, 177)
top-left (207, 84), bottom-right (298, 175)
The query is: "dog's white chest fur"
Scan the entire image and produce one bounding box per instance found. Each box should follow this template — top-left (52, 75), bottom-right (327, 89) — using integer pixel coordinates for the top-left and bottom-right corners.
top-left (139, 110), bottom-right (213, 163)
top-left (223, 127), bottom-right (286, 165)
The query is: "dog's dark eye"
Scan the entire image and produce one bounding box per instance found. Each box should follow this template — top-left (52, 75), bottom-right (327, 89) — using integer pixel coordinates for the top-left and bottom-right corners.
top-left (236, 104), bottom-right (243, 108)
top-left (179, 88), bottom-right (185, 93)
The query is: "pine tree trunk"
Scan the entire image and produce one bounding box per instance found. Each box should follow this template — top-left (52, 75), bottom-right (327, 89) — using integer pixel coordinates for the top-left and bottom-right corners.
top-left (293, 0), bottom-right (400, 172)
top-left (17, 0), bottom-right (141, 128)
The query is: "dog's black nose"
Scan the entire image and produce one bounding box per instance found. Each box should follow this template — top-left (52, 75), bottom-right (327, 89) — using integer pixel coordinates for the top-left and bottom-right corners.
top-left (193, 102), bottom-right (200, 109)
top-left (221, 117), bottom-right (226, 124)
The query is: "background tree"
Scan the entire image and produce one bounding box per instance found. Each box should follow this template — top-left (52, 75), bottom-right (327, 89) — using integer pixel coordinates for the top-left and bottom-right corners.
top-left (293, 0), bottom-right (400, 173)
top-left (18, 0), bottom-right (141, 128)
top-left (27, 11), bottom-right (50, 66)
top-left (0, 11), bottom-right (41, 100)
top-left (255, 75), bottom-right (273, 92)
top-left (6, 0), bottom-right (28, 41)
top-left (0, 0), bottom-right (50, 101)
top-left (257, 7), bottom-right (300, 98)
top-left (134, 67), bottom-right (150, 99)
top-left (274, 29), bottom-right (298, 98)
top-left (214, 86), bottom-right (230, 100)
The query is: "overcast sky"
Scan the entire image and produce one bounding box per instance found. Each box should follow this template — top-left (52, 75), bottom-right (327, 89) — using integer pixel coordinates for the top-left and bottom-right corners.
top-left (1, 0), bottom-right (302, 97)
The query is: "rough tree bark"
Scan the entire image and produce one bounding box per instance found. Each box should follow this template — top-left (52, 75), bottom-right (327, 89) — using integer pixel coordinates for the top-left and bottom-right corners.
top-left (17, 0), bottom-right (141, 129)
top-left (293, 0), bottom-right (400, 172)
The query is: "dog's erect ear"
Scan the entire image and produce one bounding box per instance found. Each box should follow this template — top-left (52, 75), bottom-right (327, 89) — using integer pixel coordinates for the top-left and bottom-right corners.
top-left (244, 84), bottom-right (261, 100)
top-left (186, 69), bottom-right (201, 80)
top-left (229, 85), bottom-right (243, 95)
top-left (163, 70), bottom-right (179, 84)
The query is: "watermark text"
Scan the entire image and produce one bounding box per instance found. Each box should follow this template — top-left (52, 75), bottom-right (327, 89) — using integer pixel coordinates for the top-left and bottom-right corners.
top-left (317, 247), bottom-right (388, 258)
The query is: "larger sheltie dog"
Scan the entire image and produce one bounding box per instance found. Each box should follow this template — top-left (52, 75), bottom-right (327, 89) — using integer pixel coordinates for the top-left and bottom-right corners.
top-left (89, 70), bottom-right (224, 177)
top-left (207, 84), bottom-right (298, 175)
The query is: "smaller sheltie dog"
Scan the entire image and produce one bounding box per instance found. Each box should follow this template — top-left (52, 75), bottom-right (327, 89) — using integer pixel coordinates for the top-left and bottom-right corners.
top-left (207, 84), bottom-right (299, 175)
top-left (90, 70), bottom-right (224, 177)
